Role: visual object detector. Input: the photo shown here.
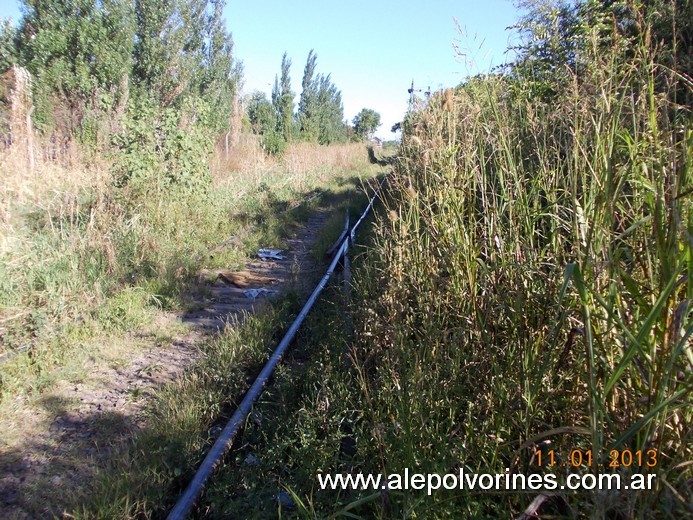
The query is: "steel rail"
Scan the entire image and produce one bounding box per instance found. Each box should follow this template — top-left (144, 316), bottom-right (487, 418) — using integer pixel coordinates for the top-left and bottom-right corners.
top-left (350, 176), bottom-right (385, 242)
top-left (166, 175), bottom-right (386, 520)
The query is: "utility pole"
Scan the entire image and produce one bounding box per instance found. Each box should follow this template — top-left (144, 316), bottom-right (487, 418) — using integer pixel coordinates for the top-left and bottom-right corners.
top-left (408, 80), bottom-right (432, 110)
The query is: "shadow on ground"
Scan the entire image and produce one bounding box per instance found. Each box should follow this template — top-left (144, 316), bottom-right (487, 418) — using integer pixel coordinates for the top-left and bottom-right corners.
top-left (0, 169), bottom-right (390, 519)
top-left (367, 145), bottom-right (392, 167)
top-left (0, 396), bottom-right (136, 518)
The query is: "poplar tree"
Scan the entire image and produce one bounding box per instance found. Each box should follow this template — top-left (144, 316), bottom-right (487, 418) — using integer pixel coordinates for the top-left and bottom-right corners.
top-left (0, 19), bottom-right (17, 71)
top-left (298, 49), bottom-right (318, 141)
top-left (199, 0), bottom-right (242, 133)
top-left (272, 52), bottom-right (293, 142)
top-left (297, 50), bottom-right (345, 144)
top-left (133, 0), bottom-right (208, 106)
top-left (315, 74), bottom-right (344, 144)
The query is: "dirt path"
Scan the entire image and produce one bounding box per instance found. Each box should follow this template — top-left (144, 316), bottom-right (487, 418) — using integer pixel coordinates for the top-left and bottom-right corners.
top-left (0, 209), bottom-right (331, 519)
top-left (183, 210), bottom-right (329, 329)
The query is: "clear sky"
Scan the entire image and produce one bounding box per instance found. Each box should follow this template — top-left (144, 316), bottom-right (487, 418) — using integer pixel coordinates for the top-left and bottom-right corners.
top-left (0, 0), bottom-right (522, 139)
top-left (227, 0), bottom-right (521, 138)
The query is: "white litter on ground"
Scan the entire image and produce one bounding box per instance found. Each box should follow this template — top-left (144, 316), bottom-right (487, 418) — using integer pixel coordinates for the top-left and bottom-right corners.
top-left (244, 288), bottom-right (279, 299)
top-left (257, 249), bottom-right (285, 261)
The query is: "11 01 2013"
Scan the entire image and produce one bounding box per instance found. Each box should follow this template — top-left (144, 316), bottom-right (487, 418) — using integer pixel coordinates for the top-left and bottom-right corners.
top-left (534, 449), bottom-right (658, 468)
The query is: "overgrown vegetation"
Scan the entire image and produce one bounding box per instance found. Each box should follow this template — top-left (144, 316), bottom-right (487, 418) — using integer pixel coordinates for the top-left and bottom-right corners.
top-left (68, 157), bottom-right (385, 519)
top-left (0, 0), bottom-right (243, 359)
top-left (180, 1), bottom-right (691, 518)
top-left (1, 0), bottom-right (689, 518)
top-left (0, 2), bottom-right (387, 515)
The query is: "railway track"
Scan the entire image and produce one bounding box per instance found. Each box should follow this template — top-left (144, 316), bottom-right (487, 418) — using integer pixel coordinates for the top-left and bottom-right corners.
top-left (167, 176), bottom-right (386, 520)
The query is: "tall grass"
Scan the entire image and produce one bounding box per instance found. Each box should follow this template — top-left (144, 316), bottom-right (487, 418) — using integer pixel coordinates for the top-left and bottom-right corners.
top-left (341, 16), bottom-right (690, 519)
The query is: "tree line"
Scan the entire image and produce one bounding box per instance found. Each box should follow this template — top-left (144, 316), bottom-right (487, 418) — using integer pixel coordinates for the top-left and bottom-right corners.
top-left (0, 0), bottom-right (243, 192)
top-left (245, 50), bottom-right (381, 154)
top-left (0, 1), bottom-right (383, 188)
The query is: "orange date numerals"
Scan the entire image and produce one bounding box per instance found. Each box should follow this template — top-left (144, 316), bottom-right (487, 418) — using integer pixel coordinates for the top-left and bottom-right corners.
top-left (534, 449), bottom-right (658, 468)
top-left (609, 449), bottom-right (658, 468)
top-left (535, 449), bottom-right (555, 467)
top-left (534, 449), bottom-right (593, 467)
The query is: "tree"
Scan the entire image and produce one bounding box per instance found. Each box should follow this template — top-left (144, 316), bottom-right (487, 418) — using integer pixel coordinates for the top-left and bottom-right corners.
top-left (13, 0), bottom-right (135, 134)
top-left (198, 0), bottom-right (242, 133)
top-left (315, 74), bottom-right (345, 144)
top-left (0, 19), bottom-right (17, 72)
top-left (297, 49), bottom-right (346, 144)
top-left (272, 52), bottom-right (293, 142)
top-left (352, 108), bottom-right (381, 141)
top-left (298, 49), bottom-right (319, 141)
top-left (509, 0), bottom-right (583, 99)
top-left (246, 91), bottom-right (275, 135)
top-left (16, 0), bottom-right (134, 124)
top-left (133, 0), bottom-right (210, 106)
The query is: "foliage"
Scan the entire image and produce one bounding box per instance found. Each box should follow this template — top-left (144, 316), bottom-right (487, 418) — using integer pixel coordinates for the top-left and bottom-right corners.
top-left (352, 107), bottom-right (381, 140)
top-left (6, 0), bottom-right (240, 171)
top-left (510, 0), bottom-right (693, 106)
top-left (0, 19), bottom-right (17, 72)
top-left (272, 52), bottom-right (294, 143)
top-left (112, 98), bottom-right (212, 193)
top-left (260, 128), bottom-right (286, 156)
top-left (298, 49), bottom-right (346, 144)
top-left (245, 91), bottom-right (276, 135)
top-left (197, 0), bottom-right (243, 133)
top-left (245, 49), bottom-right (347, 155)
top-left (509, 0), bottom-right (584, 98)
top-left (297, 49), bottom-right (319, 141)
top-left (133, 0), bottom-right (203, 106)
top-left (314, 74), bottom-right (346, 144)
top-left (16, 0), bottom-right (134, 129)
top-left (244, 90), bottom-right (285, 156)
top-left (132, 0), bottom-right (239, 117)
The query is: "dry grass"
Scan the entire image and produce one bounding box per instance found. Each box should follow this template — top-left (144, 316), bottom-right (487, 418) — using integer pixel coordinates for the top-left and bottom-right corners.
top-left (211, 138), bottom-right (371, 199)
top-left (282, 141), bottom-right (367, 175)
top-left (0, 140), bottom-right (109, 253)
top-left (209, 133), bottom-right (268, 179)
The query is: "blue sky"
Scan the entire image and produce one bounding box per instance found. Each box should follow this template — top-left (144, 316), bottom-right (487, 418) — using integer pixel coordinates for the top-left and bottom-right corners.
top-left (227, 0), bottom-right (521, 138)
top-left (0, 0), bottom-right (522, 139)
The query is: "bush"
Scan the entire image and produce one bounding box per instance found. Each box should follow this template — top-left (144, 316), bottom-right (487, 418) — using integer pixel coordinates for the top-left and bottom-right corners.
top-left (113, 98), bottom-right (212, 194)
top-left (261, 128), bottom-right (286, 156)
